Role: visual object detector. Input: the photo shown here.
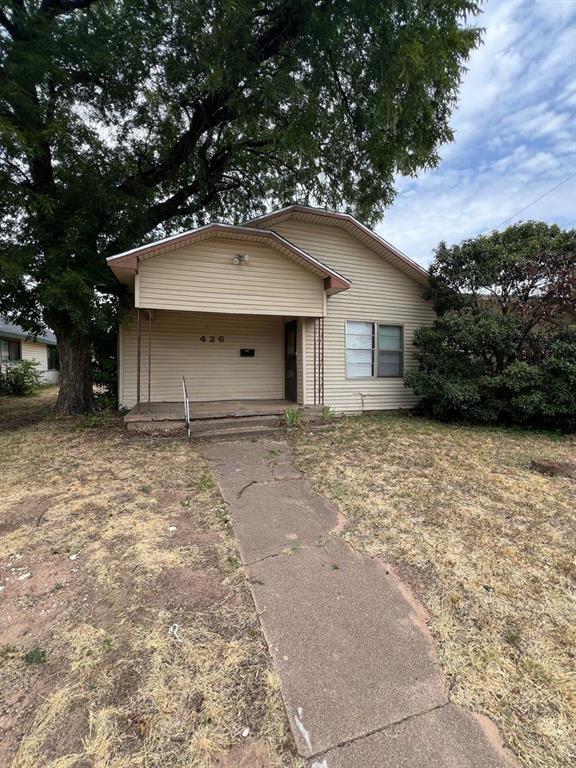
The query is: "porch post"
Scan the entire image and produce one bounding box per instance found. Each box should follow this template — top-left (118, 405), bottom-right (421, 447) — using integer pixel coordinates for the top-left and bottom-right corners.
top-left (147, 310), bottom-right (152, 405)
top-left (136, 307), bottom-right (141, 406)
top-left (313, 318), bottom-right (318, 406)
top-left (320, 316), bottom-right (324, 405)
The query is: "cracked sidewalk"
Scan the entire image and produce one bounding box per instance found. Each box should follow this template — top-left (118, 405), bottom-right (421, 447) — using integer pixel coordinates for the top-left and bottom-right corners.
top-left (201, 440), bottom-right (519, 768)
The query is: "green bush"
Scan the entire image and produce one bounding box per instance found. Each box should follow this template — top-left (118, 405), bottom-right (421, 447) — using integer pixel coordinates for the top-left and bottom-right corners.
top-left (0, 360), bottom-right (43, 395)
top-left (407, 222), bottom-right (576, 433)
top-left (406, 320), bottom-right (576, 432)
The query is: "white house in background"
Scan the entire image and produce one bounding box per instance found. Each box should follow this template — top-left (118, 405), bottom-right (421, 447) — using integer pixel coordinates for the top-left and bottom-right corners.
top-left (107, 205), bottom-right (434, 426)
top-left (0, 318), bottom-right (59, 384)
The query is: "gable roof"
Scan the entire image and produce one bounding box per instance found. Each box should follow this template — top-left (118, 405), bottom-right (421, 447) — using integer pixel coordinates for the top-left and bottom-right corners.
top-left (107, 222), bottom-right (351, 295)
top-left (243, 205), bottom-right (429, 286)
top-left (0, 317), bottom-right (56, 345)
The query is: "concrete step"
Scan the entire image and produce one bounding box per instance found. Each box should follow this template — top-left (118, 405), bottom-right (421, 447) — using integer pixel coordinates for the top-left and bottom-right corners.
top-left (194, 425), bottom-right (285, 440)
top-left (189, 415), bottom-right (281, 434)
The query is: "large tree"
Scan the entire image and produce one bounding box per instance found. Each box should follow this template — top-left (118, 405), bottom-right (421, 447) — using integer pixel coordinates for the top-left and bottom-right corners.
top-left (0, 0), bottom-right (482, 413)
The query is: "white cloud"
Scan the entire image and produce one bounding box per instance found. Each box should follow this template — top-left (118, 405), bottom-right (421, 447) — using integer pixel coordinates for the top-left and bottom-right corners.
top-left (378, 0), bottom-right (576, 265)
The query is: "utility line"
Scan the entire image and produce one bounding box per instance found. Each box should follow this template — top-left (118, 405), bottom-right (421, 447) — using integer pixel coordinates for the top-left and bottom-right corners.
top-left (490, 171), bottom-right (576, 231)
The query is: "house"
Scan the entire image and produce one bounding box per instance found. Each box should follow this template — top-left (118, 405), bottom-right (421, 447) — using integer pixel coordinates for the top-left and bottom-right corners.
top-left (0, 319), bottom-right (59, 384)
top-left (107, 206), bottom-right (434, 429)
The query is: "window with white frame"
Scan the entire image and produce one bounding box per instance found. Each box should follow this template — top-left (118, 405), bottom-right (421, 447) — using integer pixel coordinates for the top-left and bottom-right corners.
top-left (0, 337), bottom-right (21, 363)
top-left (346, 322), bottom-right (403, 378)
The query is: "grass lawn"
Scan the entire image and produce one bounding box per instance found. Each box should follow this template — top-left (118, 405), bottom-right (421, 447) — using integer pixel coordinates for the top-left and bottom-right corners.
top-left (0, 389), bottom-right (300, 768)
top-left (294, 414), bottom-right (576, 768)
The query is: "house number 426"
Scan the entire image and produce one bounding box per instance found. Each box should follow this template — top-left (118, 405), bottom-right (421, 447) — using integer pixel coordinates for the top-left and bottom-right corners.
top-left (200, 335), bottom-right (224, 343)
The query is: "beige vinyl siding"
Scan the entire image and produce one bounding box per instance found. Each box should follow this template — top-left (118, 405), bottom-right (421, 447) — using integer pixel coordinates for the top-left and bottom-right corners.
top-left (120, 310), bottom-right (284, 408)
top-left (271, 221), bottom-right (435, 413)
top-left (21, 340), bottom-right (59, 384)
top-left (137, 237), bottom-right (324, 317)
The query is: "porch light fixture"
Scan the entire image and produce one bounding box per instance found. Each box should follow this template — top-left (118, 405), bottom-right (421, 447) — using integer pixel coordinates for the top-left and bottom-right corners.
top-left (232, 253), bottom-right (250, 265)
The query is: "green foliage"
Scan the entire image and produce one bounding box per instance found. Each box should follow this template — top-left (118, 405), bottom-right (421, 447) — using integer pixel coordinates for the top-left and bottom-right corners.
top-left (407, 223), bottom-right (576, 432)
top-left (284, 406), bottom-right (303, 428)
top-left (0, 1), bottom-right (482, 411)
top-left (322, 405), bottom-right (336, 421)
top-left (0, 360), bottom-right (42, 395)
top-left (23, 647), bottom-right (47, 665)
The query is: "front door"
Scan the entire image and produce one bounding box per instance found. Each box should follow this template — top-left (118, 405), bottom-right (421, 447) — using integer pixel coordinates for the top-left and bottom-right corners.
top-left (284, 320), bottom-right (298, 402)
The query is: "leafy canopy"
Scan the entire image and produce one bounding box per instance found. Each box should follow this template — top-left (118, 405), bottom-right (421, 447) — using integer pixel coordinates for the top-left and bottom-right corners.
top-left (406, 222), bottom-right (576, 430)
top-left (0, 0), bottom-right (482, 340)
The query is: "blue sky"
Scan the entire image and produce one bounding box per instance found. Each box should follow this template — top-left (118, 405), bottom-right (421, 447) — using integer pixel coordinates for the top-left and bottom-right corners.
top-left (377, 0), bottom-right (576, 267)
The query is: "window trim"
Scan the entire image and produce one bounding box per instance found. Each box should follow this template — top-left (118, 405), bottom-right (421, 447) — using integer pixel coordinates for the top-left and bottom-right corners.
top-left (47, 344), bottom-right (59, 371)
top-left (0, 336), bottom-right (22, 363)
top-left (345, 321), bottom-right (404, 380)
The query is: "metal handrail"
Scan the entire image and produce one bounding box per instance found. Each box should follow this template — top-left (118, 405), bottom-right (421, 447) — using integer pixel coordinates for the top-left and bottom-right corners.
top-left (182, 376), bottom-right (191, 439)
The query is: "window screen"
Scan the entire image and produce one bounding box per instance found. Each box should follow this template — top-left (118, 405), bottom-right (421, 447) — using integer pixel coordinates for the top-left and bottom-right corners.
top-left (346, 321), bottom-right (374, 378)
top-left (377, 325), bottom-right (403, 377)
top-left (0, 338), bottom-right (21, 362)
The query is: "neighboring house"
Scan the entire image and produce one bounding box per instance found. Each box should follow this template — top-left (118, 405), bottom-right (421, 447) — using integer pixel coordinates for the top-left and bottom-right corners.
top-left (0, 319), bottom-right (59, 384)
top-left (108, 205), bottom-right (434, 416)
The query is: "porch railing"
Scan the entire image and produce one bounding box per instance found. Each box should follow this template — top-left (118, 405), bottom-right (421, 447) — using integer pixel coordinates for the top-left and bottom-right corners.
top-left (182, 376), bottom-right (191, 439)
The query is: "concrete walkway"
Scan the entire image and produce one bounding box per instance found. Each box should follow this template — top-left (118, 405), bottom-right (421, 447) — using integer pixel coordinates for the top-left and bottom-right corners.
top-left (201, 440), bottom-right (518, 768)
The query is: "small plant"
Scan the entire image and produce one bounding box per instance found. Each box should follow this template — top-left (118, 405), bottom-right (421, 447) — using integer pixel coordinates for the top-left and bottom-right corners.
top-left (23, 647), bottom-right (47, 665)
top-left (195, 473), bottom-right (215, 492)
top-left (284, 407), bottom-right (303, 428)
top-left (267, 448), bottom-right (281, 460)
top-left (322, 405), bottom-right (336, 421)
top-left (0, 360), bottom-right (42, 395)
top-left (140, 485), bottom-right (152, 494)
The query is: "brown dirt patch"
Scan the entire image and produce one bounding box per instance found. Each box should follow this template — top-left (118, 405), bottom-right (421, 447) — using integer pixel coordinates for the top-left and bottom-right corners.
top-left (0, 390), bottom-right (301, 768)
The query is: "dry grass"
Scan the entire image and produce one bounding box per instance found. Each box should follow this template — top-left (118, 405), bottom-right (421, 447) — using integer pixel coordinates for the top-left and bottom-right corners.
top-left (0, 388), bottom-right (300, 768)
top-left (293, 413), bottom-right (576, 768)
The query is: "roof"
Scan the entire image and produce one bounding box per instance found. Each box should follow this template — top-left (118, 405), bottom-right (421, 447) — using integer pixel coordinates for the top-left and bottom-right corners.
top-left (107, 222), bottom-right (351, 295)
top-left (0, 318), bottom-right (57, 345)
top-left (243, 205), bottom-right (429, 286)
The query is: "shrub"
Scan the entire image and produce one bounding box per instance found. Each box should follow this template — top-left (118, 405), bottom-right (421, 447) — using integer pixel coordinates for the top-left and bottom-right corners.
top-left (407, 222), bottom-right (576, 432)
top-left (0, 360), bottom-right (43, 395)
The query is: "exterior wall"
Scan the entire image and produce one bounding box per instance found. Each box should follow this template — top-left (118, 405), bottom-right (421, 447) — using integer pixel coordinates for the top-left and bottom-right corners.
top-left (137, 237), bottom-right (324, 317)
top-left (21, 340), bottom-right (59, 384)
top-left (271, 221), bottom-right (435, 413)
top-left (119, 309), bottom-right (284, 408)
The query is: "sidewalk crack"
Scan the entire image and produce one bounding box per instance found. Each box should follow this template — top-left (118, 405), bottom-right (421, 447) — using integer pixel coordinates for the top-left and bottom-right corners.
top-left (307, 701), bottom-right (451, 761)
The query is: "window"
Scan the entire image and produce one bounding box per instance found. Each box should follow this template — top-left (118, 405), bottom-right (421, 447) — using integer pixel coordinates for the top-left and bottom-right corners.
top-left (377, 325), bottom-right (403, 377)
top-left (346, 321), bottom-right (374, 378)
top-left (346, 322), bottom-right (403, 378)
top-left (47, 345), bottom-right (59, 371)
top-left (0, 337), bottom-right (21, 363)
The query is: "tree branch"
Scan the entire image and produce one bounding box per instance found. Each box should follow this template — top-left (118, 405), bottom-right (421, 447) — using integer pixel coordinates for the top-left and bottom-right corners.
top-left (40, 0), bottom-right (99, 17)
top-left (0, 8), bottom-right (16, 37)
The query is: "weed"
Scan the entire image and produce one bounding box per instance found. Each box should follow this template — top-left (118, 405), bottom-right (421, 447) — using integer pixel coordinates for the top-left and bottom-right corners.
top-left (194, 472), bottom-right (215, 493)
top-left (322, 406), bottom-right (336, 421)
top-left (23, 647), bottom-right (47, 665)
top-left (284, 407), bottom-right (303, 428)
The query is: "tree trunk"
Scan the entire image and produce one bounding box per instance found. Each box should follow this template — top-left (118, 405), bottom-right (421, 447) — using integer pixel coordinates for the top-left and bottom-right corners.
top-left (56, 332), bottom-right (95, 415)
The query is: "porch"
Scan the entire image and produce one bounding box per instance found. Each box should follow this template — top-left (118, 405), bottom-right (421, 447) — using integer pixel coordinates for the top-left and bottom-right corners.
top-left (124, 398), bottom-right (323, 435)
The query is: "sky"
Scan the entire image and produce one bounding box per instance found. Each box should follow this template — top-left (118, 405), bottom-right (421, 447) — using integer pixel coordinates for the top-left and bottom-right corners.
top-left (377, 0), bottom-right (576, 267)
